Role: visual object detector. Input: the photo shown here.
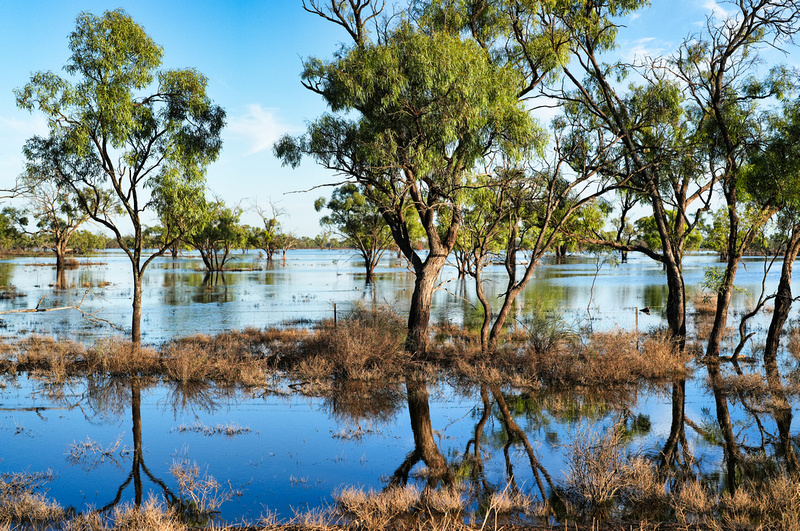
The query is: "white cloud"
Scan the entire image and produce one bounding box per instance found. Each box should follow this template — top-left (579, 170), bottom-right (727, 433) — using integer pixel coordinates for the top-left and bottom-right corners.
top-left (702, 0), bottom-right (732, 19)
top-left (622, 37), bottom-right (666, 63)
top-left (225, 104), bottom-right (299, 155)
top-left (630, 13), bottom-right (641, 21)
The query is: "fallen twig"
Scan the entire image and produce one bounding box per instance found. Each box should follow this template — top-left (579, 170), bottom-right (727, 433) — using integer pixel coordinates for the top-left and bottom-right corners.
top-left (0, 290), bottom-right (123, 330)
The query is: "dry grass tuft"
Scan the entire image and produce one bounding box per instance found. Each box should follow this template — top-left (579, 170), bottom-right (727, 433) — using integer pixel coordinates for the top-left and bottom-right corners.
top-left (558, 427), bottom-right (638, 520)
top-left (12, 335), bottom-right (88, 381)
top-left (0, 471), bottom-right (64, 527)
top-left (110, 497), bottom-right (184, 531)
top-left (299, 306), bottom-right (409, 379)
top-left (528, 329), bottom-right (688, 387)
top-left (716, 474), bottom-right (800, 529)
top-left (335, 485), bottom-right (420, 529)
top-left (159, 331), bottom-right (271, 386)
top-left (169, 459), bottom-right (235, 526)
top-left (86, 337), bottom-right (159, 375)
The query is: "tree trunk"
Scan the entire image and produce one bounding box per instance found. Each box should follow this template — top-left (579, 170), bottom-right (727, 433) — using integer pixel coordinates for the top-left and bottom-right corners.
top-left (397, 376), bottom-right (452, 488)
top-left (131, 380), bottom-right (143, 506)
top-left (763, 226), bottom-right (800, 473)
top-left (490, 386), bottom-right (555, 506)
top-left (706, 262), bottom-right (738, 359)
top-left (363, 252), bottom-right (376, 285)
top-left (660, 379), bottom-right (687, 469)
top-left (54, 241), bottom-right (67, 289)
top-left (131, 271), bottom-right (143, 348)
top-left (664, 261), bottom-right (686, 349)
top-left (406, 255), bottom-right (447, 357)
top-left (707, 359), bottom-right (741, 492)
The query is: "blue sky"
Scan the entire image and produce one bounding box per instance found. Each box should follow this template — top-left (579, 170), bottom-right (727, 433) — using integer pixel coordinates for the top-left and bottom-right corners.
top-left (1, 1), bottom-right (797, 237)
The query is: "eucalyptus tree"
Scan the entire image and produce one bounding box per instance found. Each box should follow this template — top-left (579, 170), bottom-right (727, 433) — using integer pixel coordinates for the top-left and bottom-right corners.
top-left (666, 0), bottom-right (800, 362)
top-left (740, 97), bottom-right (800, 473)
top-left (184, 199), bottom-right (245, 273)
top-left (252, 202), bottom-right (287, 262)
top-left (405, 0), bottom-right (649, 355)
top-left (275, 2), bottom-right (541, 357)
top-left (20, 137), bottom-right (116, 287)
top-left (15, 9), bottom-right (225, 346)
top-left (315, 183), bottom-right (393, 284)
top-left (663, 1), bottom-right (800, 489)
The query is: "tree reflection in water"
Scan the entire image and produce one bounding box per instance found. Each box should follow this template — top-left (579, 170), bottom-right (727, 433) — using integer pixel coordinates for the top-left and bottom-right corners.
top-left (94, 378), bottom-right (174, 513)
top-left (5, 358), bottom-right (800, 527)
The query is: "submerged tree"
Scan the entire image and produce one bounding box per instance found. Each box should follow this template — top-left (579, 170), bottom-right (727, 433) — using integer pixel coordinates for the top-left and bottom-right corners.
top-left (20, 137), bottom-right (116, 288)
top-left (276, 1), bottom-right (540, 357)
top-left (315, 183), bottom-right (393, 284)
top-left (16, 9), bottom-right (225, 346)
top-left (252, 202), bottom-right (289, 262)
top-left (184, 199), bottom-right (245, 273)
top-left (741, 97), bottom-right (800, 474)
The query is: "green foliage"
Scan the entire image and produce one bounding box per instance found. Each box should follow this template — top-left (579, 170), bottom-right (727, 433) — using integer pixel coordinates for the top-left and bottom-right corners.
top-left (316, 183), bottom-right (393, 281)
top-left (700, 267), bottom-right (745, 296)
top-left (15, 8), bottom-right (225, 255)
top-left (276, 17), bottom-right (542, 245)
top-left (16, 8), bottom-right (225, 342)
top-left (0, 208), bottom-right (29, 250)
top-left (744, 97), bottom-right (800, 216)
top-left (69, 230), bottom-right (108, 253)
top-left (634, 212), bottom-right (702, 254)
top-left (184, 199), bottom-right (245, 271)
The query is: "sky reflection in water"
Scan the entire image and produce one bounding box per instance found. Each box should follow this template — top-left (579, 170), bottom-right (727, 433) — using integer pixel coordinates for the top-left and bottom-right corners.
top-left (0, 249), bottom-right (796, 523)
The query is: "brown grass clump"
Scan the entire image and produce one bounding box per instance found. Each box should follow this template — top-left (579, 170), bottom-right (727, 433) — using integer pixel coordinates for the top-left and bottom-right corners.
top-left (85, 337), bottom-right (160, 375)
top-left (159, 332), bottom-right (268, 386)
top-left (110, 497), bottom-right (184, 531)
top-left (335, 485), bottom-right (420, 529)
top-left (158, 327), bottom-right (308, 386)
top-left (12, 335), bottom-right (88, 381)
top-left (558, 427), bottom-right (639, 520)
top-left (715, 474), bottom-right (800, 529)
top-left (0, 471), bottom-right (65, 528)
top-left (529, 330), bottom-right (688, 387)
top-left (299, 306), bottom-right (408, 379)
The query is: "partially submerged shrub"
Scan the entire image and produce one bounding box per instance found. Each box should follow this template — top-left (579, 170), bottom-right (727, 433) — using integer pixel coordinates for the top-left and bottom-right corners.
top-left (86, 337), bottom-right (159, 375)
top-left (527, 329), bottom-right (687, 387)
top-left (558, 426), bottom-right (642, 520)
top-left (13, 335), bottom-right (88, 381)
top-left (300, 306), bottom-right (408, 379)
top-left (169, 459), bottom-right (234, 526)
top-left (159, 331), bottom-right (272, 385)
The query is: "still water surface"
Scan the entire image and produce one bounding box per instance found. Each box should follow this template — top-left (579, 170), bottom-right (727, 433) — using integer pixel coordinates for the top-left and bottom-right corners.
top-left (0, 249), bottom-right (795, 523)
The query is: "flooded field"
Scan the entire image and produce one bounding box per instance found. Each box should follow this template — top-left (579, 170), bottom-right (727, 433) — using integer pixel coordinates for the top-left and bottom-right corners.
top-left (0, 249), bottom-right (798, 526)
top-left (0, 249), bottom-right (780, 343)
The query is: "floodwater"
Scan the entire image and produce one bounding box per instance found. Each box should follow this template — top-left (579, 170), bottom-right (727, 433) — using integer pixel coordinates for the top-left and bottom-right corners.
top-left (0, 249), bottom-right (797, 524)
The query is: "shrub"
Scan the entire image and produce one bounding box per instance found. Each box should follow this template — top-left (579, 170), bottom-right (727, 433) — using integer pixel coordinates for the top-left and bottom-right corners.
top-left (300, 306), bottom-right (408, 379)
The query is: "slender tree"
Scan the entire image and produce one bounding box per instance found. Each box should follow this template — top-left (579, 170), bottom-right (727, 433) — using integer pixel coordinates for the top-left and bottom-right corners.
top-left (184, 199), bottom-right (245, 273)
top-left (16, 9), bottom-right (225, 346)
top-left (315, 184), bottom-right (394, 284)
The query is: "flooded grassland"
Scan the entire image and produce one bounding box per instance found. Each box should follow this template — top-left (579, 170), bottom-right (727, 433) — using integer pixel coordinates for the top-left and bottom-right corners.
top-left (1, 250), bottom-right (799, 529)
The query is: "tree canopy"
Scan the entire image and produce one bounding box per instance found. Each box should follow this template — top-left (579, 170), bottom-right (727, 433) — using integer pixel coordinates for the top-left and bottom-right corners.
top-left (16, 9), bottom-right (225, 344)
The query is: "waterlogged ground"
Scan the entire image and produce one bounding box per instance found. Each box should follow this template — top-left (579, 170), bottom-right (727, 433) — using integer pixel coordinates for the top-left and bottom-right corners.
top-left (0, 249), bottom-right (797, 524)
top-left (0, 249), bottom-right (784, 342)
top-left (1, 373), bottom-right (727, 523)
